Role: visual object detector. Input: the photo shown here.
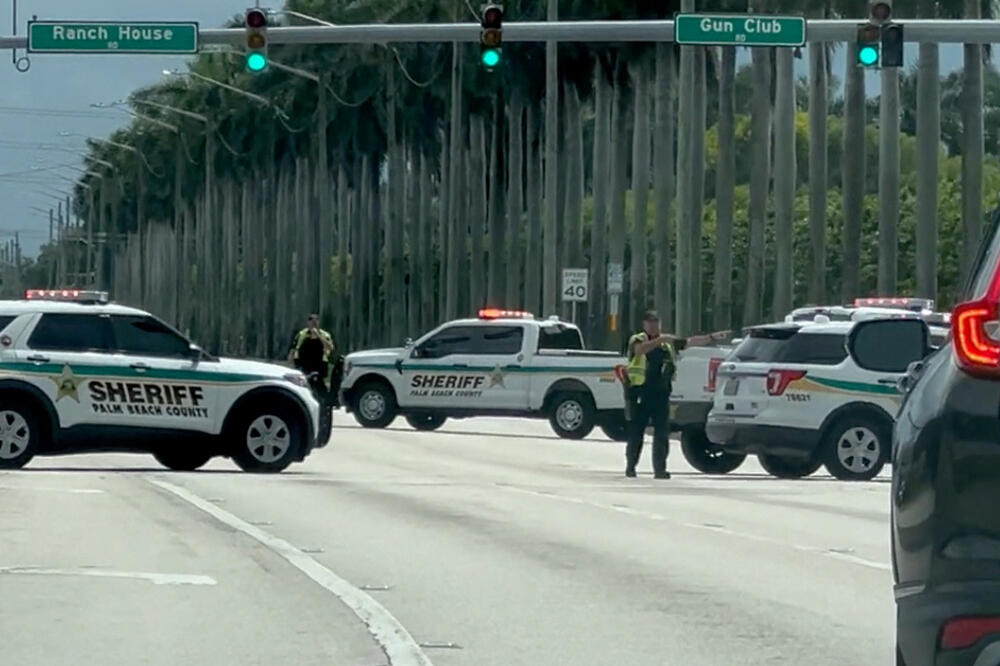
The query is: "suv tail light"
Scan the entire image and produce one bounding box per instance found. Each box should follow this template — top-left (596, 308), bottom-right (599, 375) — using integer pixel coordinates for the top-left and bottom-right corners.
top-left (766, 369), bottom-right (806, 396)
top-left (953, 263), bottom-right (1000, 376)
top-left (706, 357), bottom-right (723, 392)
top-left (940, 616), bottom-right (1000, 650)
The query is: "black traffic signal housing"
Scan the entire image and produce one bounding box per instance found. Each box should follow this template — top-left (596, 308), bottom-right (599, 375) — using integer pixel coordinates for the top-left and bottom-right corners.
top-left (880, 23), bottom-right (904, 68)
top-left (244, 8), bottom-right (268, 72)
top-left (480, 4), bottom-right (503, 70)
top-left (856, 22), bottom-right (881, 67)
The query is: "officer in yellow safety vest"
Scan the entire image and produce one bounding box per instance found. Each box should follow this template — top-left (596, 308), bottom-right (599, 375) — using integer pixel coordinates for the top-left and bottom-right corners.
top-left (288, 314), bottom-right (336, 394)
top-left (624, 310), bottom-right (676, 479)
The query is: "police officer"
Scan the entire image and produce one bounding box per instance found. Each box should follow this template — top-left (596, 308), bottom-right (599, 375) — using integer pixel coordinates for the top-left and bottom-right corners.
top-left (288, 314), bottom-right (336, 395)
top-left (624, 310), bottom-right (676, 479)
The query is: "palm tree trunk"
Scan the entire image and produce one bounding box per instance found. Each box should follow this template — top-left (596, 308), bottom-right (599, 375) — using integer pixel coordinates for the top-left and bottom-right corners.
top-left (445, 44), bottom-right (463, 319)
top-left (608, 58), bottom-right (630, 346)
top-left (417, 152), bottom-right (432, 332)
top-left (470, 115), bottom-right (487, 311)
top-left (437, 129), bottom-right (449, 324)
top-left (564, 83), bottom-right (584, 272)
top-left (841, 42), bottom-right (866, 301)
top-left (654, 42), bottom-right (675, 331)
top-left (772, 48), bottom-right (796, 317)
top-left (878, 66), bottom-right (901, 294)
top-left (337, 164), bottom-right (349, 347)
top-left (526, 103), bottom-right (543, 316)
top-left (590, 64), bottom-right (611, 345)
top-left (387, 66), bottom-right (406, 344)
top-left (807, 38), bottom-right (828, 304)
top-left (713, 46), bottom-right (735, 330)
top-left (488, 94), bottom-right (506, 305)
top-left (542, 0), bottom-right (559, 316)
top-left (961, 0), bottom-right (984, 284)
top-left (506, 87), bottom-right (525, 307)
top-left (744, 47), bottom-right (771, 326)
top-left (690, 46), bottom-right (706, 331)
top-left (630, 56), bottom-right (652, 321)
top-left (916, 0), bottom-right (940, 301)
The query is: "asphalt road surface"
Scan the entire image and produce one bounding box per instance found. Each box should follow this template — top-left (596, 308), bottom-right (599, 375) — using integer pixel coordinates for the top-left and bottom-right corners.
top-left (2, 416), bottom-right (894, 666)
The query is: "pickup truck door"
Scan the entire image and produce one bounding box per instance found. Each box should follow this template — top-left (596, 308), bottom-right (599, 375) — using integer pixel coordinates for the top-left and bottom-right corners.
top-left (404, 323), bottom-right (528, 411)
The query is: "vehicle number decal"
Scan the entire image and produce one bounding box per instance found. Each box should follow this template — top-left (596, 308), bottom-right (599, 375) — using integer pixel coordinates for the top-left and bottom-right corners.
top-left (786, 393), bottom-right (810, 402)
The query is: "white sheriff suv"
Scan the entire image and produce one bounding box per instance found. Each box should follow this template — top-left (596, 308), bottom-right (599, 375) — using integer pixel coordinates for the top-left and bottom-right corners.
top-left (705, 310), bottom-right (948, 481)
top-left (340, 309), bottom-right (627, 438)
top-left (0, 289), bottom-right (325, 473)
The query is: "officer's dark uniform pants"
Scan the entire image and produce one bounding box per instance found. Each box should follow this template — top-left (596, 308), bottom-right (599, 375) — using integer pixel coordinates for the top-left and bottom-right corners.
top-left (626, 388), bottom-right (670, 474)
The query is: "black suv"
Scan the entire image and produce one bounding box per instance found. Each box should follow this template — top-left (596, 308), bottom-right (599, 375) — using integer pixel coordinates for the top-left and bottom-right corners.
top-left (848, 209), bottom-right (1000, 665)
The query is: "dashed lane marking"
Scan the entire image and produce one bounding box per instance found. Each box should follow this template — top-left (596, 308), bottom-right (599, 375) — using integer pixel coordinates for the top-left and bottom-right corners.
top-left (149, 479), bottom-right (433, 666)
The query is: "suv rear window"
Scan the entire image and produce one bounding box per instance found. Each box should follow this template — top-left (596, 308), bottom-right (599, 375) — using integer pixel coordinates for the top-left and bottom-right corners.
top-left (728, 327), bottom-right (798, 362)
top-left (728, 327), bottom-right (847, 365)
top-left (779, 333), bottom-right (848, 365)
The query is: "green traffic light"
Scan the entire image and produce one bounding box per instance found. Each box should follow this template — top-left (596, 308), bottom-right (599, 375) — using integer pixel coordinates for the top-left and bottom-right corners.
top-left (858, 46), bottom-right (878, 66)
top-left (246, 52), bottom-right (267, 72)
top-left (481, 48), bottom-right (500, 68)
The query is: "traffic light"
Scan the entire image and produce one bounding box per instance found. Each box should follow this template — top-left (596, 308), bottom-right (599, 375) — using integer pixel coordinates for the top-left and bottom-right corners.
top-left (480, 4), bottom-right (503, 69)
top-left (244, 8), bottom-right (268, 73)
top-left (856, 23), bottom-right (880, 67)
top-left (881, 23), bottom-right (904, 68)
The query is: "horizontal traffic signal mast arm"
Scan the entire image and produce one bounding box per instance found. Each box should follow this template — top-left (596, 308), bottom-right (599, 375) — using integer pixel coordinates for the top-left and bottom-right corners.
top-left (2, 19), bottom-right (1000, 47)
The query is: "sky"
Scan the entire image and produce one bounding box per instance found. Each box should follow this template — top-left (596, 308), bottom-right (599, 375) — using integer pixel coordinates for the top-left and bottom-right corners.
top-left (0, 1), bottom-right (969, 257)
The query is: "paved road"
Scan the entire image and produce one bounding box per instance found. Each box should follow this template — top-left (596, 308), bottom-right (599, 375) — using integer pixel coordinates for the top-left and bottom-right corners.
top-left (2, 416), bottom-right (894, 665)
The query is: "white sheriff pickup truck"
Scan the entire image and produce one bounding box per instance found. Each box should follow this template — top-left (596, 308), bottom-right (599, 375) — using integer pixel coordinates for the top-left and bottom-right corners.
top-left (339, 309), bottom-right (744, 471)
top-left (339, 309), bottom-right (627, 439)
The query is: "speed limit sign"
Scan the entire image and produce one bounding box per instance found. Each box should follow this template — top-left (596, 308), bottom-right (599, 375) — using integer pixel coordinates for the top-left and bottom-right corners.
top-left (561, 268), bottom-right (589, 302)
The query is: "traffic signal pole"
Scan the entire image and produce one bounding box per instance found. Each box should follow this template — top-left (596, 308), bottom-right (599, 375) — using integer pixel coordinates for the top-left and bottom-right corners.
top-left (2, 19), bottom-right (998, 49)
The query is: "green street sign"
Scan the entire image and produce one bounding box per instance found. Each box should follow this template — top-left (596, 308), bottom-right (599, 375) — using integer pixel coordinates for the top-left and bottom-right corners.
top-left (674, 13), bottom-right (806, 47)
top-left (27, 21), bottom-right (199, 54)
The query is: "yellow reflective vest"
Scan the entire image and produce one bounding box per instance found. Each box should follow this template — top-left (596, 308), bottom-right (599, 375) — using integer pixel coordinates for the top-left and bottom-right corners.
top-left (626, 332), bottom-right (676, 388)
top-left (292, 327), bottom-right (335, 363)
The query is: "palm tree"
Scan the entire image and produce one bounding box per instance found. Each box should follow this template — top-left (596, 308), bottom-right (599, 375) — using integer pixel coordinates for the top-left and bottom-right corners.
top-left (960, 0), bottom-right (985, 283)
top-left (653, 42), bottom-right (676, 331)
top-left (629, 54), bottom-right (652, 325)
top-left (915, 0), bottom-right (940, 301)
top-left (744, 45), bottom-right (771, 326)
top-left (713, 46), bottom-right (736, 331)
top-left (807, 22), bottom-right (828, 305)
top-left (772, 47), bottom-right (796, 317)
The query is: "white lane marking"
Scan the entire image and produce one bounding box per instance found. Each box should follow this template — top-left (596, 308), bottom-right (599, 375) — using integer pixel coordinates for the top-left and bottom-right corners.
top-left (0, 485), bottom-right (104, 494)
top-left (497, 484), bottom-right (891, 571)
top-left (0, 566), bottom-right (216, 585)
top-left (150, 479), bottom-right (432, 666)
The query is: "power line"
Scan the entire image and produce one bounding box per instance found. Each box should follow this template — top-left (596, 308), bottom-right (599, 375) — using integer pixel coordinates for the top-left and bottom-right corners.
top-left (0, 105), bottom-right (121, 119)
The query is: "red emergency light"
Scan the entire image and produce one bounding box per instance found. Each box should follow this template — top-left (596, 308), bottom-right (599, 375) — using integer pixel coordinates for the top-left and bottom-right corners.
top-left (853, 297), bottom-right (935, 311)
top-left (25, 289), bottom-right (109, 304)
top-left (478, 308), bottom-right (534, 320)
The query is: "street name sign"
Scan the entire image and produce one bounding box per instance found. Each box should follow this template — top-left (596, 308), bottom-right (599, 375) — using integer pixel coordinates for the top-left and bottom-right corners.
top-left (28, 21), bottom-right (199, 54)
top-left (561, 268), bottom-right (589, 302)
top-left (674, 14), bottom-right (806, 47)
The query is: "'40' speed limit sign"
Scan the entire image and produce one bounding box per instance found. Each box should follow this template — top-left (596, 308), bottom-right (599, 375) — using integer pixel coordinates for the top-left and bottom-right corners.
top-left (561, 268), bottom-right (589, 302)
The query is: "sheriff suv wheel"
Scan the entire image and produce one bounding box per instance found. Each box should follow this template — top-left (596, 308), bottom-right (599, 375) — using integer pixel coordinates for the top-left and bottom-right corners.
top-left (230, 401), bottom-right (304, 473)
top-left (0, 399), bottom-right (41, 470)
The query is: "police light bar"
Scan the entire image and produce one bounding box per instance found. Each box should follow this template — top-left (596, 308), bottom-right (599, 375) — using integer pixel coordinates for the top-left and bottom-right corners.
top-left (477, 308), bottom-right (534, 319)
top-left (25, 289), bottom-right (109, 304)
top-left (852, 297), bottom-right (935, 312)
